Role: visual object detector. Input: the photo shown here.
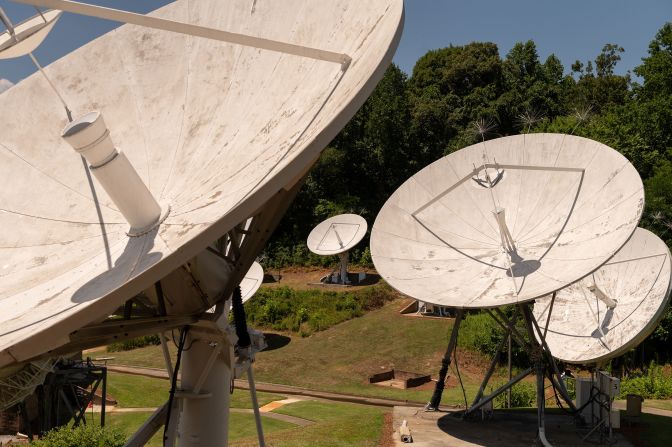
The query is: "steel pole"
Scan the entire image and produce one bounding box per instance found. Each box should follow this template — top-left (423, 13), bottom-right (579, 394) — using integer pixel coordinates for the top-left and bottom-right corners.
top-left (426, 309), bottom-right (464, 411)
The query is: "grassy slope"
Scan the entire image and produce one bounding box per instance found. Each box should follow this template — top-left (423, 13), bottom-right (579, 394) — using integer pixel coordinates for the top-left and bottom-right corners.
top-left (251, 299), bottom-right (480, 404)
top-left (107, 372), bottom-right (284, 409)
top-left (109, 299), bottom-right (482, 405)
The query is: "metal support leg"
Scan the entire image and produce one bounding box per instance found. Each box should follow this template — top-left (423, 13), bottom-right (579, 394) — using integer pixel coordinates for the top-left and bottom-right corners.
top-left (159, 332), bottom-right (174, 382)
top-left (521, 304), bottom-right (553, 446)
top-left (425, 309), bottom-right (464, 411)
top-left (536, 358), bottom-right (552, 447)
top-left (247, 367), bottom-right (266, 447)
top-left (338, 252), bottom-right (349, 284)
top-left (470, 330), bottom-right (509, 408)
top-left (465, 367), bottom-right (533, 416)
top-left (101, 367), bottom-right (107, 428)
top-left (528, 302), bottom-right (577, 412)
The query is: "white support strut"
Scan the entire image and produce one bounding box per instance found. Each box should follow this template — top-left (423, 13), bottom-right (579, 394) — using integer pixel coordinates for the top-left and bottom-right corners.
top-left (14, 0), bottom-right (352, 67)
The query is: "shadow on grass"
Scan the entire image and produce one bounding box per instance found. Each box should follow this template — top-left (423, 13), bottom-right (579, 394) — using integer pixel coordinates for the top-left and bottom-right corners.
top-left (263, 333), bottom-right (291, 351)
top-left (619, 412), bottom-right (672, 447)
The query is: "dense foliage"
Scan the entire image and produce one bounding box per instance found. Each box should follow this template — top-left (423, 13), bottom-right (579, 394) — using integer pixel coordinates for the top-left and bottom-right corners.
top-left (244, 284), bottom-right (397, 336)
top-left (619, 363), bottom-right (672, 399)
top-left (107, 335), bottom-right (161, 352)
top-left (263, 23), bottom-right (672, 363)
top-left (32, 425), bottom-right (126, 447)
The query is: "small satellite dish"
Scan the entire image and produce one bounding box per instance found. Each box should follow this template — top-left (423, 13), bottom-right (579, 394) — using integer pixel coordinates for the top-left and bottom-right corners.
top-left (307, 213), bottom-right (368, 284)
top-left (240, 261), bottom-right (264, 304)
top-left (533, 227), bottom-right (672, 364)
top-left (0, 8), bottom-right (62, 60)
top-left (308, 213), bottom-right (368, 255)
top-left (371, 133), bottom-right (644, 308)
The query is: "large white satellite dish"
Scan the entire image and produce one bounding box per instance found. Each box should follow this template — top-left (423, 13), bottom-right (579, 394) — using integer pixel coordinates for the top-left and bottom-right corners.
top-left (370, 133), bottom-right (645, 445)
top-left (0, 0), bottom-right (403, 368)
top-left (307, 213), bottom-right (368, 284)
top-left (0, 0), bottom-right (403, 444)
top-left (533, 227), bottom-right (672, 365)
top-left (371, 133), bottom-right (644, 308)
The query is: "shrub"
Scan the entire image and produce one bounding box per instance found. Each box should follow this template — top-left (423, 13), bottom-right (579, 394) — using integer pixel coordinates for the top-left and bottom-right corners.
top-left (243, 284), bottom-right (397, 336)
top-left (107, 335), bottom-right (161, 352)
top-left (619, 363), bottom-right (672, 399)
top-left (493, 381), bottom-right (537, 408)
top-left (457, 310), bottom-right (529, 367)
top-left (32, 424), bottom-right (125, 447)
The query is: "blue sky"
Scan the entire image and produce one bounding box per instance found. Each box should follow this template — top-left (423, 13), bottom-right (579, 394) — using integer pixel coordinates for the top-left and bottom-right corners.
top-left (1, 0), bottom-right (671, 86)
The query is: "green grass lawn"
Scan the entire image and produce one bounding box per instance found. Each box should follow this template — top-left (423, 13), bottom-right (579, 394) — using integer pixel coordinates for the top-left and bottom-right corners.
top-left (107, 299), bottom-right (492, 406)
top-left (230, 401), bottom-right (388, 447)
top-left (106, 372), bottom-right (284, 409)
top-left (107, 373), bottom-right (169, 408)
top-left (644, 400), bottom-right (672, 411)
top-left (106, 411), bottom-right (296, 447)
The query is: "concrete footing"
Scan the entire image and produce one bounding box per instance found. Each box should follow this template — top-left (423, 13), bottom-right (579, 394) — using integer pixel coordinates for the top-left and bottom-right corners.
top-left (391, 406), bottom-right (634, 446)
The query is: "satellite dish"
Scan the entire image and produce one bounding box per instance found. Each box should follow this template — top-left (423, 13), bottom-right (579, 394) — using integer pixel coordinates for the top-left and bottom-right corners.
top-left (0, 0), bottom-right (403, 370)
top-left (0, 0), bottom-right (402, 444)
top-left (370, 133), bottom-right (645, 443)
top-left (307, 213), bottom-right (368, 284)
top-left (0, 358), bottom-right (56, 411)
top-left (0, 8), bottom-right (62, 60)
top-left (533, 227), bottom-right (672, 364)
top-left (307, 213), bottom-right (368, 255)
top-left (371, 133), bottom-right (644, 308)
top-left (240, 261), bottom-right (264, 304)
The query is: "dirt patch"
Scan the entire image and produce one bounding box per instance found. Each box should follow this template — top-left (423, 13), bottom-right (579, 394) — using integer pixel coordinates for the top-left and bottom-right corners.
top-left (261, 266), bottom-right (381, 291)
top-left (378, 411), bottom-right (395, 447)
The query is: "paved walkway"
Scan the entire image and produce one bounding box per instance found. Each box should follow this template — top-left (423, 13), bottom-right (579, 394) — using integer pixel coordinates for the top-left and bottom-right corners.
top-left (613, 400), bottom-right (672, 417)
top-left (391, 406), bottom-right (635, 447)
top-left (231, 408), bottom-right (313, 427)
top-left (92, 404), bottom-right (314, 426)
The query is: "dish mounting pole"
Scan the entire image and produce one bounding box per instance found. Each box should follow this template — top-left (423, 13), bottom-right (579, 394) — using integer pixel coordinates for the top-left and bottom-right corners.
top-left (425, 309), bottom-right (464, 411)
top-left (461, 302), bottom-right (578, 446)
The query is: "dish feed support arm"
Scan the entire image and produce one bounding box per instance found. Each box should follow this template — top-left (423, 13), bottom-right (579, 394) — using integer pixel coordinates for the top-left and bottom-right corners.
top-left (15, 0), bottom-right (352, 68)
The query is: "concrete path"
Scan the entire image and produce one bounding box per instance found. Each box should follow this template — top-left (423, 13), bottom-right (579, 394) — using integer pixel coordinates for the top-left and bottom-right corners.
top-left (613, 400), bottom-right (672, 417)
top-left (92, 404), bottom-right (314, 427)
top-left (391, 406), bottom-right (635, 447)
top-left (231, 408), bottom-right (313, 427)
top-left (259, 397), bottom-right (306, 412)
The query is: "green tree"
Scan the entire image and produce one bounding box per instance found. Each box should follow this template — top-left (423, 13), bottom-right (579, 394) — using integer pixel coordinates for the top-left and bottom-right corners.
top-left (408, 42), bottom-right (503, 157)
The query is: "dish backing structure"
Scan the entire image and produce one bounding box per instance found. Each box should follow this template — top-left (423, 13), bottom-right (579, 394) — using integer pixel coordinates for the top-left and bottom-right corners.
top-left (0, 0), bottom-right (404, 445)
top-left (370, 132), bottom-right (657, 445)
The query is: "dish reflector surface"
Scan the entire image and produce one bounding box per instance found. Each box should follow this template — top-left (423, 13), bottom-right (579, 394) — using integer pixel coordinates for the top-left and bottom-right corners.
top-left (307, 213), bottom-right (368, 255)
top-left (0, 9), bottom-right (62, 60)
top-left (533, 227), bottom-right (672, 364)
top-left (371, 133), bottom-right (644, 308)
top-left (240, 261), bottom-right (264, 304)
top-left (0, 0), bottom-right (403, 368)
